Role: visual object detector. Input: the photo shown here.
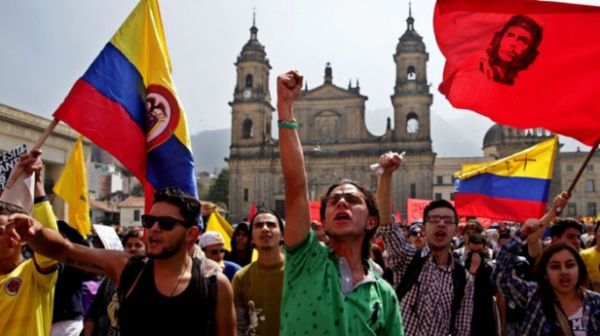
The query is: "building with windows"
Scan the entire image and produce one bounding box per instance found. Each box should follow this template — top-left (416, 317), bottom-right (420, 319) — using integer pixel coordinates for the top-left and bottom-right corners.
top-left (0, 103), bottom-right (89, 219)
top-left (228, 11), bottom-right (435, 219)
top-left (223, 10), bottom-right (599, 222)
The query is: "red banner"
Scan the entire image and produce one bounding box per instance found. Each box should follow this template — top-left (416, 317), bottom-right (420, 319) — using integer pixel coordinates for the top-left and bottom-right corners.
top-left (309, 201), bottom-right (321, 223)
top-left (435, 0), bottom-right (600, 146)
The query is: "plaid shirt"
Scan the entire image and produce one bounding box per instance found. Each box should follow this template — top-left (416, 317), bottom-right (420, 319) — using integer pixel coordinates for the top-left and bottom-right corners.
top-left (492, 236), bottom-right (600, 335)
top-left (379, 223), bottom-right (474, 336)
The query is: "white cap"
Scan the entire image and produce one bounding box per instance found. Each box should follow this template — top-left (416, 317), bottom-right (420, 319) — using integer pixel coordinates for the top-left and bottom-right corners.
top-left (199, 231), bottom-right (225, 248)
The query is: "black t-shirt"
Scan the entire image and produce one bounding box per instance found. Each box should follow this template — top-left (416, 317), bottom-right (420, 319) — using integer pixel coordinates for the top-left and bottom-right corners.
top-left (469, 262), bottom-right (498, 336)
top-left (118, 257), bottom-right (216, 335)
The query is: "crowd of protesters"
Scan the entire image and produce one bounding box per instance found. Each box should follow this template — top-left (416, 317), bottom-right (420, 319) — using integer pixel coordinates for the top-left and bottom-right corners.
top-left (1, 71), bottom-right (600, 335)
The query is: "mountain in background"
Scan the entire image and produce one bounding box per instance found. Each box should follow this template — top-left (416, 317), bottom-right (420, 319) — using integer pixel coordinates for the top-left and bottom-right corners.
top-left (191, 129), bottom-right (230, 174)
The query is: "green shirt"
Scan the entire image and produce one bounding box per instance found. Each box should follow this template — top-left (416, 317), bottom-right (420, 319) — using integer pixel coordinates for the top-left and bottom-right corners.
top-left (232, 259), bottom-right (285, 336)
top-left (280, 231), bottom-right (404, 336)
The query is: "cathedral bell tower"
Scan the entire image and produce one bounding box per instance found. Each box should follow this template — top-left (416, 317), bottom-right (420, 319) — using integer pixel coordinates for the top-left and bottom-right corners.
top-left (229, 13), bottom-right (274, 148)
top-left (391, 4), bottom-right (433, 149)
top-left (389, 4), bottom-right (435, 210)
top-left (228, 13), bottom-right (276, 220)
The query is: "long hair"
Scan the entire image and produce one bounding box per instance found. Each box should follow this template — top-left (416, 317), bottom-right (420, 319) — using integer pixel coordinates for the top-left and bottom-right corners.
top-left (534, 242), bottom-right (589, 334)
top-left (487, 15), bottom-right (543, 84)
top-left (319, 179), bottom-right (379, 261)
top-left (231, 222), bottom-right (251, 253)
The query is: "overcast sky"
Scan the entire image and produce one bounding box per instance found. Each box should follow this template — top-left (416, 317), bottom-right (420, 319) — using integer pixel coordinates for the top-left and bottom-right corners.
top-left (1, 0), bottom-right (597, 152)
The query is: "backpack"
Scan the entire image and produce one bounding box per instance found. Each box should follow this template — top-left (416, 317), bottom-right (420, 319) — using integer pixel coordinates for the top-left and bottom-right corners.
top-left (395, 249), bottom-right (467, 335)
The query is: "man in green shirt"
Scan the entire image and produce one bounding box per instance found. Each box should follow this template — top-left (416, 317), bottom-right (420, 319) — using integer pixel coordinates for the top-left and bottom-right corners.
top-left (232, 209), bottom-right (285, 336)
top-left (276, 70), bottom-right (404, 336)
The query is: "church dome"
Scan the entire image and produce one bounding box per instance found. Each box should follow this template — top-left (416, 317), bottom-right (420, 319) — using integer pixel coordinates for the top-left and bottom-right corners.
top-left (483, 123), bottom-right (553, 149)
top-left (241, 27), bottom-right (265, 54)
top-left (396, 7), bottom-right (426, 53)
top-left (483, 124), bottom-right (504, 148)
top-left (237, 19), bottom-right (268, 63)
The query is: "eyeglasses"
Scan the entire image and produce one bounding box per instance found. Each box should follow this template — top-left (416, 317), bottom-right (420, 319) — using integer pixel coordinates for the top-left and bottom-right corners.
top-left (410, 231), bottom-right (424, 237)
top-left (326, 192), bottom-right (365, 206)
top-left (426, 215), bottom-right (457, 225)
top-left (207, 249), bottom-right (227, 256)
top-left (141, 215), bottom-right (192, 230)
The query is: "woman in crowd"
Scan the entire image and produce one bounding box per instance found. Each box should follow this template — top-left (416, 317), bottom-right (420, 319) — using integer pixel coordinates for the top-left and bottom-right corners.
top-left (225, 222), bottom-right (252, 267)
top-left (493, 221), bottom-right (600, 335)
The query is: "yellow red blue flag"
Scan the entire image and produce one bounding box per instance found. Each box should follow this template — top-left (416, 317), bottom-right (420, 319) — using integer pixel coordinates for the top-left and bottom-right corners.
top-left (454, 137), bottom-right (557, 222)
top-left (53, 0), bottom-right (197, 215)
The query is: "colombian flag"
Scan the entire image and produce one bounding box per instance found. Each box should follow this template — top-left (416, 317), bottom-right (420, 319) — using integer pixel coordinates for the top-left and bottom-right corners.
top-left (53, 0), bottom-right (197, 211)
top-left (454, 137), bottom-right (557, 222)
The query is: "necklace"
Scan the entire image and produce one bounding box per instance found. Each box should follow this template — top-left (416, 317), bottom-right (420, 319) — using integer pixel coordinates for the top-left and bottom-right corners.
top-left (169, 257), bottom-right (189, 297)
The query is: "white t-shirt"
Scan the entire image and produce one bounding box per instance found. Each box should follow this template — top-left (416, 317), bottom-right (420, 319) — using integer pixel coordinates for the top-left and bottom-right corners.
top-left (568, 307), bottom-right (586, 336)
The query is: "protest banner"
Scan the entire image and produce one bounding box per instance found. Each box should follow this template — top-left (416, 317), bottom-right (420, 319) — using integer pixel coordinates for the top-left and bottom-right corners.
top-left (0, 144), bottom-right (27, 192)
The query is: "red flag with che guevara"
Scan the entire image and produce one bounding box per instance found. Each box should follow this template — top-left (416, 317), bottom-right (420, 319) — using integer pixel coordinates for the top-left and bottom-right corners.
top-left (434, 0), bottom-right (600, 146)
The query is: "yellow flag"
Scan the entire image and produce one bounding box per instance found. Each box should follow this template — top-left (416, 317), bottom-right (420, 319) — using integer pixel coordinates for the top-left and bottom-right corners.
top-left (205, 211), bottom-right (234, 251)
top-left (454, 137), bottom-right (558, 181)
top-left (53, 137), bottom-right (91, 237)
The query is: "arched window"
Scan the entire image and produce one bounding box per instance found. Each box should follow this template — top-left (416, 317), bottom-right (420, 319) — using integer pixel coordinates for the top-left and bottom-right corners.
top-left (407, 65), bottom-right (416, 80)
top-left (245, 74), bottom-right (253, 88)
top-left (242, 119), bottom-right (253, 138)
top-left (406, 112), bottom-right (419, 134)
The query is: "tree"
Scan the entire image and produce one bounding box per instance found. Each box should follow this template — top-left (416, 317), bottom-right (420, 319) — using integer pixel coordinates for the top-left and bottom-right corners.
top-left (206, 168), bottom-right (229, 205)
top-left (130, 183), bottom-right (144, 196)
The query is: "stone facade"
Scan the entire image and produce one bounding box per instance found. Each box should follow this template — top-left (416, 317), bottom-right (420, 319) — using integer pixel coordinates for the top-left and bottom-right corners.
top-left (229, 13), bottom-right (435, 220)
top-left (228, 13), bottom-right (599, 222)
top-left (560, 151), bottom-right (600, 218)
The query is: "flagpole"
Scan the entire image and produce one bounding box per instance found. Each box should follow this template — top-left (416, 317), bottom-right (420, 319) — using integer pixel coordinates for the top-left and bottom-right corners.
top-left (556, 138), bottom-right (600, 215)
top-left (5, 118), bottom-right (59, 189)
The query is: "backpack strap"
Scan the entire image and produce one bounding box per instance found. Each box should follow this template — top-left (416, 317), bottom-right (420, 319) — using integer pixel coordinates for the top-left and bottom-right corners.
top-left (395, 249), bottom-right (427, 301)
top-left (118, 256), bottom-right (146, 301)
top-left (449, 260), bottom-right (467, 335)
top-left (193, 258), bottom-right (218, 335)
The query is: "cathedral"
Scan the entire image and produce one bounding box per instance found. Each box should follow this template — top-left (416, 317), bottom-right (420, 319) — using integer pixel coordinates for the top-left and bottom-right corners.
top-left (228, 11), bottom-right (599, 222)
top-left (228, 11), bottom-right (435, 219)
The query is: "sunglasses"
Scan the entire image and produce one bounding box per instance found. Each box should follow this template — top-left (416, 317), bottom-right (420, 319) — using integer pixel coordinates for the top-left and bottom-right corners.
top-left (410, 231), bottom-right (424, 237)
top-left (207, 249), bottom-right (227, 255)
top-left (326, 192), bottom-right (364, 206)
top-left (141, 215), bottom-right (192, 230)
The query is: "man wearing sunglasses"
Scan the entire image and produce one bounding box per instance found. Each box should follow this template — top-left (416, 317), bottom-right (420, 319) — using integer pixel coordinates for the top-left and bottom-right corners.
top-left (200, 231), bottom-right (240, 281)
top-left (276, 70), bottom-right (403, 336)
top-left (377, 152), bottom-right (474, 336)
top-left (6, 187), bottom-right (236, 336)
top-left (407, 224), bottom-right (426, 249)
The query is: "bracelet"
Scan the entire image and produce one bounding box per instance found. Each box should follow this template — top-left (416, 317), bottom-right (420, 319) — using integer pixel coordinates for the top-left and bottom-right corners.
top-left (34, 195), bottom-right (49, 204)
top-left (278, 119), bottom-right (298, 129)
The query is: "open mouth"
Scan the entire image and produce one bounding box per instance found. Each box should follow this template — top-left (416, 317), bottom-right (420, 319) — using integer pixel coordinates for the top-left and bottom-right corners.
top-left (434, 230), bottom-right (446, 239)
top-left (334, 212), bottom-right (351, 221)
top-left (147, 237), bottom-right (161, 246)
top-left (559, 276), bottom-right (571, 287)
